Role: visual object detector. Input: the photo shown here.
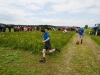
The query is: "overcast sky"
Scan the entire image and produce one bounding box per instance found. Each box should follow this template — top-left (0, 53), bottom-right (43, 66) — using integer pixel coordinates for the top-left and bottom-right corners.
top-left (0, 0), bottom-right (100, 27)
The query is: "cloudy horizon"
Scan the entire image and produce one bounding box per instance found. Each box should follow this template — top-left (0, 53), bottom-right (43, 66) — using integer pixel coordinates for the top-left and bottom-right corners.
top-left (0, 0), bottom-right (100, 27)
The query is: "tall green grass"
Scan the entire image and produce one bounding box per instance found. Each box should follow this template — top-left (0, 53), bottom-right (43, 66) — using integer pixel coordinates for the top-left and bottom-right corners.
top-left (0, 31), bottom-right (75, 53)
top-left (85, 28), bottom-right (100, 45)
top-left (90, 36), bottom-right (100, 45)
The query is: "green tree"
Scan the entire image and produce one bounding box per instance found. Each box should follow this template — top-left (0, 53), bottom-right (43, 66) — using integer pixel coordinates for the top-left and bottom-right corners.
top-left (85, 25), bottom-right (88, 29)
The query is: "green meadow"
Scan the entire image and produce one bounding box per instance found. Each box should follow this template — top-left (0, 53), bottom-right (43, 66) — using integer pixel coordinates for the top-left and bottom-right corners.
top-left (0, 31), bottom-right (74, 53)
top-left (0, 29), bottom-right (100, 75)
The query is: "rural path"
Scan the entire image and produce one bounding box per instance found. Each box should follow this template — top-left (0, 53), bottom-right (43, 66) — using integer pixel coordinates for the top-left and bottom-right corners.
top-left (52, 33), bottom-right (100, 75)
top-left (38, 33), bottom-right (100, 75)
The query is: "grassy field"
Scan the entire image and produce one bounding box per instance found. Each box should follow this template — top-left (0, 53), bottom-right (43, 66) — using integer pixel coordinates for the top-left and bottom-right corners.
top-left (0, 31), bottom-right (75, 75)
top-left (0, 29), bottom-right (100, 75)
top-left (0, 31), bottom-right (74, 53)
top-left (91, 35), bottom-right (100, 45)
top-left (85, 28), bottom-right (100, 45)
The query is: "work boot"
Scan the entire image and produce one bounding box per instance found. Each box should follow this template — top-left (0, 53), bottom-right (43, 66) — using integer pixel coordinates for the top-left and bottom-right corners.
top-left (39, 57), bottom-right (46, 63)
top-left (76, 41), bottom-right (79, 44)
top-left (55, 47), bottom-right (60, 53)
top-left (81, 39), bottom-right (83, 44)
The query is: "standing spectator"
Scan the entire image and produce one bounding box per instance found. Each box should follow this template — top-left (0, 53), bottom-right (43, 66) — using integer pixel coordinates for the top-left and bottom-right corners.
top-left (39, 29), bottom-right (60, 63)
top-left (76, 27), bottom-right (84, 44)
top-left (35, 26), bottom-right (37, 30)
top-left (8, 25), bottom-right (11, 32)
top-left (63, 29), bottom-right (67, 33)
top-left (0, 25), bottom-right (2, 32)
top-left (1, 25), bottom-right (6, 32)
top-left (19, 26), bottom-right (22, 32)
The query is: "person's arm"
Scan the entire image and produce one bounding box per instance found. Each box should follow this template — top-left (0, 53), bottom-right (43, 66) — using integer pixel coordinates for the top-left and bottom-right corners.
top-left (42, 37), bottom-right (50, 42)
top-left (45, 37), bottom-right (50, 42)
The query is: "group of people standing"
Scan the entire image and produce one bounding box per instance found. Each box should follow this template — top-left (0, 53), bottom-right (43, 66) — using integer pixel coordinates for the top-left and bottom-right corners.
top-left (0, 25), bottom-right (12, 32)
top-left (13, 26), bottom-right (35, 32)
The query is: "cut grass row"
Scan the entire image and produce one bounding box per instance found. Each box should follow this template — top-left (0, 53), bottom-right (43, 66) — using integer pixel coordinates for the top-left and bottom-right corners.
top-left (85, 28), bottom-right (100, 45)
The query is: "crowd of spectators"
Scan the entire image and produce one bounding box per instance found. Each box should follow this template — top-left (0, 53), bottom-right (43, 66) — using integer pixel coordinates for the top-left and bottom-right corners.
top-left (0, 25), bottom-right (77, 32)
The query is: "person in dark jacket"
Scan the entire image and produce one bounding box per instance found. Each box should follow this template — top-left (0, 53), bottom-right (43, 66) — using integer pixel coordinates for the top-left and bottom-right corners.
top-left (8, 25), bottom-right (11, 32)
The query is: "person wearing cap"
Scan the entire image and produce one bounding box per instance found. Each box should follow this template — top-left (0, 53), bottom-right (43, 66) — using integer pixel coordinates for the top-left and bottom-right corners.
top-left (76, 27), bottom-right (84, 44)
top-left (39, 29), bottom-right (60, 63)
